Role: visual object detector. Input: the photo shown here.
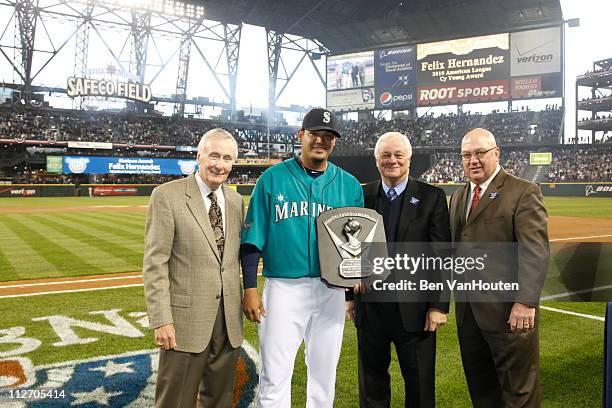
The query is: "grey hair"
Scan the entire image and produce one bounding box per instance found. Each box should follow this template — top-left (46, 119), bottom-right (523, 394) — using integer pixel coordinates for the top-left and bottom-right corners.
top-left (197, 128), bottom-right (238, 159)
top-left (374, 132), bottom-right (412, 159)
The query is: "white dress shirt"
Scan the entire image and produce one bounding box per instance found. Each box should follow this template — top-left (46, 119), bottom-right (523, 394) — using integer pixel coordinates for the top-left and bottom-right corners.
top-left (465, 165), bottom-right (501, 221)
top-left (195, 172), bottom-right (226, 232)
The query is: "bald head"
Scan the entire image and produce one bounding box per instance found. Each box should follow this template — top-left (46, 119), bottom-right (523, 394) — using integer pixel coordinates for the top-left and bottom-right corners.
top-left (461, 128), bottom-right (500, 185)
top-left (462, 128), bottom-right (497, 148)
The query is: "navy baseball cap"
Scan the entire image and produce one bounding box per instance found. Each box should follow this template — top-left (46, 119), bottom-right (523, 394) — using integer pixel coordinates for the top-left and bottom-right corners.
top-left (301, 108), bottom-right (341, 138)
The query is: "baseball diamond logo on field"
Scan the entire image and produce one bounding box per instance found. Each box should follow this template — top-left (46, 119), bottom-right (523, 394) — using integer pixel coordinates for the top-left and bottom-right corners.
top-left (0, 347), bottom-right (257, 407)
top-left (0, 309), bottom-right (258, 407)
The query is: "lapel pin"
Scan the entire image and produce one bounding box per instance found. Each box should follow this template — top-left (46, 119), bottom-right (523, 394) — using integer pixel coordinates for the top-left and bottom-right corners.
top-left (489, 192), bottom-right (499, 199)
top-left (410, 197), bottom-right (420, 205)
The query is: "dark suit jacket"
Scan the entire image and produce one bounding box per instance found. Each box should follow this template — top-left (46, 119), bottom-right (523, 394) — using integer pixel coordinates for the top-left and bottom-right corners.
top-left (354, 177), bottom-right (451, 332)
top-left (449, 169), bottom-right (549, 332)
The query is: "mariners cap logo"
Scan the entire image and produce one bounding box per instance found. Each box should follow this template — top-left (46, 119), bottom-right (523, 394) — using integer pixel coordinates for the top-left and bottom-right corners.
top-left (301, 108), bottom-right (341, 138)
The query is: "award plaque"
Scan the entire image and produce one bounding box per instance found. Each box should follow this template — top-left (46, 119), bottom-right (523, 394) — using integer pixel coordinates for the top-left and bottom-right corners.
top-left (316, 207), bottom-right (387, 288)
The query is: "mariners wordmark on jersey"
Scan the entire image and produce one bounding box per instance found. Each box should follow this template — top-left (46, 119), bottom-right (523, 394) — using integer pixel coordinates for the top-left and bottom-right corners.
top-left (274, 195), bottom-right (333, 223)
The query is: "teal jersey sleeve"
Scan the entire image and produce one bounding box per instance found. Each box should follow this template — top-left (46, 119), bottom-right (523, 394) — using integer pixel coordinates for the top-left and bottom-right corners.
top-left (241, 172), bottom-right (270, 250)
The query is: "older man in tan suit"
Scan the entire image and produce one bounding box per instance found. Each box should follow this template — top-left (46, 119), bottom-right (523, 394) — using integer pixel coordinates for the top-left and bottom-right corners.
top-left (143, 128), bottom-right (243, 408)
top-left (449, 128), bottom-right (549, 408)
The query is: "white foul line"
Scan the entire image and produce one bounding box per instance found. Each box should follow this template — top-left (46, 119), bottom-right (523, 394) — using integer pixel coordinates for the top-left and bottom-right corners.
top-left (540, 284), bottom-right (612, 301)
top-left (540, 305), bottom-right (605, 322)
top-left (0, 284), bottom-right (144, 298)
top-left (550, 234), bottom-right (612, 242)
top-left (0, 274), bottom-right (143, 289)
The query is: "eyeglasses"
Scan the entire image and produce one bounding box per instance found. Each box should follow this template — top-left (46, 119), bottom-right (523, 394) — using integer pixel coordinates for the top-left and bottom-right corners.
top-left (460, 146), bottom-right (497, 161)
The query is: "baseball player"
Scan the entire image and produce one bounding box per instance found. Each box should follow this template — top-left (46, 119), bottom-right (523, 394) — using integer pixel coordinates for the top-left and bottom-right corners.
top-left (241, 108), bottom-right (364, 408)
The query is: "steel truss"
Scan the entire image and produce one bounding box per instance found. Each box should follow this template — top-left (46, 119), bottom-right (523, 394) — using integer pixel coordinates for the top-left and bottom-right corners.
top-left (266, 29), bottom-right (328, 118)
top-left (14, 0), bottom-right (38, 102)
top-left (0, 0), bottom-right (243, 115)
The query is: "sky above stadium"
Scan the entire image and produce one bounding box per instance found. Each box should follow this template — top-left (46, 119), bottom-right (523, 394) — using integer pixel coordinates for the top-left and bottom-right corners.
top-left (560, 0), bottom-right (611, 142)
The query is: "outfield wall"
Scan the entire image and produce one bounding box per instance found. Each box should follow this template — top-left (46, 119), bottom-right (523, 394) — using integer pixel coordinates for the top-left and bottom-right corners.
top-left (1, 182), bottom-right (611, 197)
top-left (0, 184), bottom-right (75, 197)
top-left (540, 182), bottom-right (612, 197)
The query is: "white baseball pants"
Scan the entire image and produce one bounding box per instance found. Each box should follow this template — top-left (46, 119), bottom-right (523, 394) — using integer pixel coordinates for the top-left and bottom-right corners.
top-left (256, 277), bottom-right (346, 408)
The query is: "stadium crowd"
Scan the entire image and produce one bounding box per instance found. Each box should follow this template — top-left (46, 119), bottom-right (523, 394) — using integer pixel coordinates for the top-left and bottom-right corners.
top-left (546, 146), bottom-right (611, 182)
top-left (421, 149), bottom-right (530, 184)
top-left (0, 107), bottom-right (563, 153)
top-left (4, 105), bottom-right (611, 184)
top-left (334, 106), bottom-right (562, 155)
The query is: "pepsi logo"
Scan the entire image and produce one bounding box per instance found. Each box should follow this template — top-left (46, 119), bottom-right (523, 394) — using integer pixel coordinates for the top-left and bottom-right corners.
top-left (379, 92), bottom-right (393, 106)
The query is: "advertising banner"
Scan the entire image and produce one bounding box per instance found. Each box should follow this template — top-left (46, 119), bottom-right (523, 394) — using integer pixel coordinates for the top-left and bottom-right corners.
top-left (175, 145), bottom-right (198, 152)
top-left (510, 27), bottom-right (561, 76)
top-left (327, 88), bottom-right (375, 111)
top-left (88, 185), bottom-right (138, 196)
top-left (511, 73), bottom-right (562, 99)
top-left (67, 141), bottom-right (113, 150)
top-left (374, 45), bottom-right (416, 109)
top-left (46, 156), bottom-right (63, 173)
top-left (417, 80), bottom-right (509, 105)
top-left (529, 152), bottom-right (553, 165)
top-left (327, 51), bottom-right (375, 91)
top-left (62, 156), bottom-right (197, 175)
top-left (510, 27), bottom-right (562, 99)
top-left (416, 33), bottom-right (510, 105)
top-left (0, 186), bottom-right (38, 197)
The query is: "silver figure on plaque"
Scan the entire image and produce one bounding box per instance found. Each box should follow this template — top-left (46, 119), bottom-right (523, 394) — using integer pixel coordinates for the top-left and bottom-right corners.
top-left (317, 207), bottom-right (387, 288)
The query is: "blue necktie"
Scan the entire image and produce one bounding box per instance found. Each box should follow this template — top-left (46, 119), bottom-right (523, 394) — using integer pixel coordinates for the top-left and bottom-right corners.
top-left (387, 188), bottom-right (398, 201)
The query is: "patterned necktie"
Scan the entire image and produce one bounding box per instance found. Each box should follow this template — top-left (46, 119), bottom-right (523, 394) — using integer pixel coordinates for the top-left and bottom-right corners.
top-left (468, 185), bottom-right (481, 217)
top-left (387, 188), bottom-right (398, 201)
top-left (208, 191), bottom-right (224, 259)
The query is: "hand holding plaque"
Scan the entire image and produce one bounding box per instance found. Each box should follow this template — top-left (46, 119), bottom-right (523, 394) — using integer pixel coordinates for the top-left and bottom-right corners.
top-left (316, 207), bottom-right (388, 288)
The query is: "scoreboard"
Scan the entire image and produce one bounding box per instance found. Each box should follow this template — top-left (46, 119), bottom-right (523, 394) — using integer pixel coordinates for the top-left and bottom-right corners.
top-left (326, 26), bottom-right (562, 111)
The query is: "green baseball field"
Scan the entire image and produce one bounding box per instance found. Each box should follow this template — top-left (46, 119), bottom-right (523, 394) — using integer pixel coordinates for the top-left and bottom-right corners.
top-left (0, 195), bottom-right (610, 407)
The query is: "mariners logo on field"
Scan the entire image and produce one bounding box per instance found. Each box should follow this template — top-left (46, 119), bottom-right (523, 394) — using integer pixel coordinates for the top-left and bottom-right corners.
top-left (178, 160), bottom-right (197, 175)
top-left (65, 157), bottom-right (90, 174)
top-left (379, 92), bottom-right (393, 107)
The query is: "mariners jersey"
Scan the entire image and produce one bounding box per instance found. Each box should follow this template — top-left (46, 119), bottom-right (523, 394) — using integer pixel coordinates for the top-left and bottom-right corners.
top-left (242, 157), bottom-right (364, 279)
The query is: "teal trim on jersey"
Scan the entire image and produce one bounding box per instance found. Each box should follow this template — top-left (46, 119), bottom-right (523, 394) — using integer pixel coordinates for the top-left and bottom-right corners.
top-left (241, 157), bottom-right (364, 280)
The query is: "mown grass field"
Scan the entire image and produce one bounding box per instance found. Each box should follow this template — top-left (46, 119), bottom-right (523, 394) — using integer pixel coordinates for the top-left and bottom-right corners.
top-left (0, 195), bottom-right (610, 406)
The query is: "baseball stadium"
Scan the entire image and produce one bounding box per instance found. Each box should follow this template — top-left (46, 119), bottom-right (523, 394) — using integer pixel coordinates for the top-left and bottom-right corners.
top-left (0, 0), bottom-right (610, 406)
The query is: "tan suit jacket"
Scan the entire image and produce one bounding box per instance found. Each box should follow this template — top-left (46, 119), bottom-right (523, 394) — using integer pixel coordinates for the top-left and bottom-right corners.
top-left (143, 174), bottom-right (243, 353)
top-left (449, 169), bottom-right (549, 332)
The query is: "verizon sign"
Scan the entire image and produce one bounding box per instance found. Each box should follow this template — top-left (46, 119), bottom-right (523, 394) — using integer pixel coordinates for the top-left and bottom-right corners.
top-left (510, 27), bottom-right (561, 76)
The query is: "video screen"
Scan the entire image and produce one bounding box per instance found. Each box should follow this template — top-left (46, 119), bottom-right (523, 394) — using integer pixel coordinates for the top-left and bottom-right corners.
top-left (327, 51), bottom-right (375, 91)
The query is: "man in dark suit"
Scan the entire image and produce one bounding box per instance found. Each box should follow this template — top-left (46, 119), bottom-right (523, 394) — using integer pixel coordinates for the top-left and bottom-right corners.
top-left (346, 131), bottom-right (451, 408)
top-left (143, 128), bottom-right (244, 408)
top-left (449, 128), bottom-right (549, 408)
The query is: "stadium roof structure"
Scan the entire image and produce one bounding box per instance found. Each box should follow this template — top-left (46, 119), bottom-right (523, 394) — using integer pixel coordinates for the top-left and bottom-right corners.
top-left (200, 0), bottom-right (564, 54)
